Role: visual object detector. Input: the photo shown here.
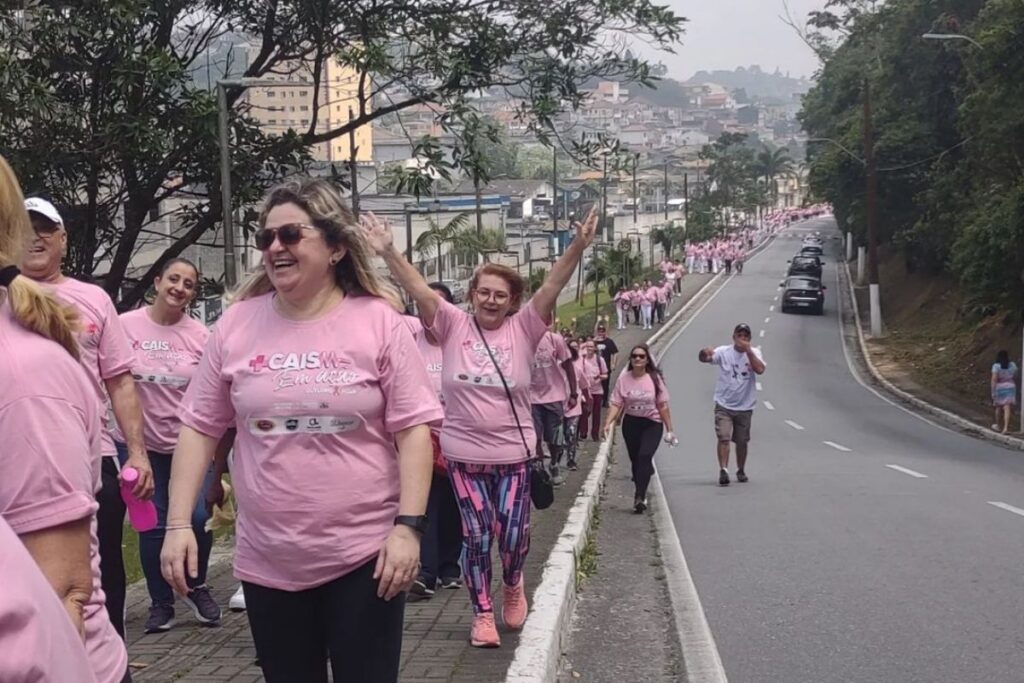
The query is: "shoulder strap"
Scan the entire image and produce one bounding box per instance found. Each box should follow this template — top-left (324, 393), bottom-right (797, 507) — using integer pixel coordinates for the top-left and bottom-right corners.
top-left (472, 318), bottom-right (533, 460)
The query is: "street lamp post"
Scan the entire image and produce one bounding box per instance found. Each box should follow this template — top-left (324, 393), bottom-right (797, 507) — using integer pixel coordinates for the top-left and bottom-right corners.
top-left (217, 77), bottom-right (314, 288)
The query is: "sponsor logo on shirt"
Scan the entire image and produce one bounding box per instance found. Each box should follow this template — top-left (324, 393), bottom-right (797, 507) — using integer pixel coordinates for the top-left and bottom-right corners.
top-left (131, 371), bottom-right (188, 387)
top-left (247, 414), bottom-right (361, 436)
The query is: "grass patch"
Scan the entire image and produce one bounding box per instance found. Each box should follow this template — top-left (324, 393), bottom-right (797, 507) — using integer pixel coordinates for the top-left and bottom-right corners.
top-left (575, 502), bottom-right (602, 589)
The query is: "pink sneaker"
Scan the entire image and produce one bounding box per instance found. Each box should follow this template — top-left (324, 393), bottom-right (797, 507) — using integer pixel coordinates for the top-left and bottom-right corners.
top-left (470, 612), bottom-right (501, 648)
top-left (502, 576), bottom-right (528, 630)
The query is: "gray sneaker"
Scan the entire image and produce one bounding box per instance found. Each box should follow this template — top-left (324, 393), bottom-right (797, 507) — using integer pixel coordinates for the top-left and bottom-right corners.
top-left (183, 585), bottom-right (222, 625)
top-left (144, 603), bottom-right (176, 633)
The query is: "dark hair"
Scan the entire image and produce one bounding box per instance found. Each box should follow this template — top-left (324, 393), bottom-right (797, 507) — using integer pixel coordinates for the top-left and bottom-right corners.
top-left (469, 262), bottom-right (525, 311)
top-left (997, 350), bottom-right (1010, 370)
top-left (568, 338), bottom-right (580, 361)
top-left (159, 257), bottom-right (200, 281)
top-left (427, 281), bottom-right (454, 304)
top-left (631, 343), bottom-right (665, 398)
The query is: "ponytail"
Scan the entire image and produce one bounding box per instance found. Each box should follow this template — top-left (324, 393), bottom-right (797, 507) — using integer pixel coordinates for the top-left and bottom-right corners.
top-left (2, 271), bottom-right (81, 360)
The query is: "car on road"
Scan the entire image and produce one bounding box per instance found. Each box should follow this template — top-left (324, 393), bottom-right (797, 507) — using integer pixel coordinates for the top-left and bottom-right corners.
top-left (787, 255), bottom-right (823, 279)
top-left (780, 276), bottom-right (826, 315)
top-left (441, 279), bottom-right (466, 304)
top-left (798, 244), bottom-right (824, 258)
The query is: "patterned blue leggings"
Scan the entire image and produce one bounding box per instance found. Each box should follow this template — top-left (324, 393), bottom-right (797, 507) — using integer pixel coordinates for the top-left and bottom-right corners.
top-left (446, 460), bottom-right (531, 614)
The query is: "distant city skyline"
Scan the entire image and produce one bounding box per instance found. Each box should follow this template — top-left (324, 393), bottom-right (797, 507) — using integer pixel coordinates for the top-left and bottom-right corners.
top-left (633, 0), bottom-right (827, 81)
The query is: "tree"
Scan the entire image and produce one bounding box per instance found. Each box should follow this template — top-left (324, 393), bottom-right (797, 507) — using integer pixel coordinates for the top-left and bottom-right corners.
top-left (414, 212), bottom-right (472, 280)
top-left (754, 146), bottom-right (796, 206)
top-left (0, 0), bottom-right (685, 308)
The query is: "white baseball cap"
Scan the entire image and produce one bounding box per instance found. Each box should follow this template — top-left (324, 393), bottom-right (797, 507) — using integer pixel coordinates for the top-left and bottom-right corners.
top-left (24, 197), bottom-right (64, 227)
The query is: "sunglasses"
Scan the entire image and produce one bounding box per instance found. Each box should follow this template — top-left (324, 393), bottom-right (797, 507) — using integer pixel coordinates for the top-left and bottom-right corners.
top-left (631, 353), bottom-right (648, 360)
top-left (31, 222), bottom-right (62, 238)
top-left (254, 223), bottom-right (314, 251)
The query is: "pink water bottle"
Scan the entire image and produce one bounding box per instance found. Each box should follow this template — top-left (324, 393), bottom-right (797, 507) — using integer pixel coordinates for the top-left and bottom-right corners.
top-left (120, 467), bottom-right (157, 532)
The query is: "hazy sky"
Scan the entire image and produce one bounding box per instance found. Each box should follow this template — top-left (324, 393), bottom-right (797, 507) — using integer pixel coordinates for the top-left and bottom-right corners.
top-left (633, 0), bottom-right (828, 81)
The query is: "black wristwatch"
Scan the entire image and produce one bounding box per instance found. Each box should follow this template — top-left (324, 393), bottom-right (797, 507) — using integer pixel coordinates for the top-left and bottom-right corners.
top-left (394, 515), bottom-right (429, 535)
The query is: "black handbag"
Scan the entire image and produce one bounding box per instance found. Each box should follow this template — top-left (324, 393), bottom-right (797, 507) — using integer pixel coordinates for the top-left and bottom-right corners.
top-left (472, 319), bottom-right (555, 510)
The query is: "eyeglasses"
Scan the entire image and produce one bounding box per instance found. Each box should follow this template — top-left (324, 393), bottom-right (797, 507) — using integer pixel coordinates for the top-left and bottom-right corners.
top-left (631, 353), bottom-right (648, 360)
top-left (474, 288), bottom-right (510, 304)
top-left (31, 223), bottom-right (62, 239)
top-left (254, 223), bottom-right (314, 251)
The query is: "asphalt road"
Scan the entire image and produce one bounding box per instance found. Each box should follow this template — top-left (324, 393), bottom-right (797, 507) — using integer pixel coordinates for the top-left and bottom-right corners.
top-left (656, 217), bottom-right (1024, 683)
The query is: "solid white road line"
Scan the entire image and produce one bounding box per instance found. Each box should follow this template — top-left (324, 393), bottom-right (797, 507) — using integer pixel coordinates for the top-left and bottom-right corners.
top-left (987, 501), bottom-right (1024, 519)
top-left (764, 317), bottom-right (771, 323)
top-left (824, 441), bottom-right (852, 452)
top-left (886, 464), bottom-right (928, 479)
top-left (759, 329), bottom-right (766, 338)
top-left (769, 305), bottom-right (775, 312)
top-left (763, 401), bottom-right (775, 411)
top-left (756, 381), bottom-right (763, 391)
top-left (785, 420), bottom-right (805, 431)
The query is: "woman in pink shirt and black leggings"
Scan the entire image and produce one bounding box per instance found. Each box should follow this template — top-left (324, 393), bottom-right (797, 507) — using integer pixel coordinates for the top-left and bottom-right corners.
top-left (364, 209), bottom-right (597, 648)
top-left (160, 179), bottom-right (443, 682)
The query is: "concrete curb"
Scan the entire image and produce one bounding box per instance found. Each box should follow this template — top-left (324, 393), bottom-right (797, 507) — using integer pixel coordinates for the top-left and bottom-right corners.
top-left (841, 260), bottom-right (1024, 451)
top-left (505, 232), bottom-right (779, 683)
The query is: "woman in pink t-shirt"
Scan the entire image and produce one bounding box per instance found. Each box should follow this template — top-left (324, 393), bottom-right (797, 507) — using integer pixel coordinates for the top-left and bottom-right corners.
top-left (613, 287), bottom-right (630, 330)
top-left (602, 343), bottom-right (677, 513)
top-left (115, 258), bottom-right (223, 633)
top-left (578, 338), bottom-right (609, 441)
top-left (0, 156), bottom-right (129, 683)
top-left (563, 337), bottom-right (587, 471)
top-left (160, 179), bottom-right (443, 682)
top-left (364, 208), bottom-right (597, 648)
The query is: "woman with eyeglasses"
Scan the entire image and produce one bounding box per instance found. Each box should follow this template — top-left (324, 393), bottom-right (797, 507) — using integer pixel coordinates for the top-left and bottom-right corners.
top-left (601, 344), bottom-right (677, 513)
top-left (160, 179), bottom-right (443, 682)
top-left (363, 208), bottom-right (597, 648)
top-left (114, 258), bottom-right (225, 633)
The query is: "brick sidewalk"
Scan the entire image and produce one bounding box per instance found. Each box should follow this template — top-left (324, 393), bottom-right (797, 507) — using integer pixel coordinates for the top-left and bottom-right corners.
top-left (122, 273), bottom-right (713, 683)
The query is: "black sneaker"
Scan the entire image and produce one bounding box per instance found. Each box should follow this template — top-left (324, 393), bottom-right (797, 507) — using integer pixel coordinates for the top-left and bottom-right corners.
top-left (633, 498), bottom-right (647, 514)
top-left (183, 585), bottom-right (222, 625)
top-left (440, 576), bottom-right (463, 590)
top-left (719, 469), bottom-right (730, 487)
top-left (144, 603), bottom-right (176, 633)
top-left (408, 579), bottom-right (435, 601)
top-left (736, 470), bottom-right (748, 483)
top-left (567, 459), bottom-right (578, 471)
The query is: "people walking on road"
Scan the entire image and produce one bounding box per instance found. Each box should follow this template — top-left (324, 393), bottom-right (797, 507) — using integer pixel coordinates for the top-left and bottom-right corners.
top-left (641, 279), bottom-right (656, 330)
top-left (593, 323), bottom-right (619, 406)
top-left (364, 205), bottom-right (597, 648)
top-left (735, 246), bottom-right (746, 275)
top-left (698, 323), bottom-right (766, 486)
top-left (407, 283), bottom-right (465, 602)
top-left (579, 338), bottom-right (609, 441)
top-left (21, 195), bottom-right (153, 640)
top-left (991, 350), bottom-right (1018, 434)
top-left (0, 156), bottom-right (129, 683)
top-left (602, 343), bottom-right (677, 513)
top-left (655, 280), bottom-right (668, 324)
top-left (614, 287), bottom-right (630, 330)
top-left (564, 338), bottom-right (587, 471)
top-left (530, 324), bottom-right (578, 486)
top-left (115, 258), bottom-right (223, 633)
top-left (630, 282), bottom-right (643, 326)
top-left (161, 179), bottom-right (442, 683)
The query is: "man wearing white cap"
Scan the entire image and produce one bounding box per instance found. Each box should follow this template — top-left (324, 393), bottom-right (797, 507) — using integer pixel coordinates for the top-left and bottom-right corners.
top-left (22, 197), bottom-right (153, 639)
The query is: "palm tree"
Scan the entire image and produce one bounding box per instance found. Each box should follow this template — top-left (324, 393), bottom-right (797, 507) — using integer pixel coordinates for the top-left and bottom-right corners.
top-left (415, 212), bottom-right (472, 280)
top-left (755, 146), bottom-right (796, 209)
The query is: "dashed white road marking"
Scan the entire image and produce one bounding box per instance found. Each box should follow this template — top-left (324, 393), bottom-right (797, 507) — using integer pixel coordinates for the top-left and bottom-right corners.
top-left (773, 296), bottom-right (778, 301)
top-left (824, 441), bottom-right (851, 452)
top-left (764, 317), bottom-right (771, 323)
top-left (785, 420), bottom-right (805, 431)
top-left (756, 381), bottom-right (763, 391)
top-left (759, 329), bottom-right (766, 338)
top-left (769, 305), bottom-right (775, 312)
top-left (988, 501), bottom-right (1024, 519)
top-left (763, 401), bottom-right (775, 411)
top-left (886, 464), bottom-right (928, 479)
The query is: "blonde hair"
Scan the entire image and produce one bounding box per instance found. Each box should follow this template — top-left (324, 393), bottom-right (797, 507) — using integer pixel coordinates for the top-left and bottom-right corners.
top-left (0, 157), bottom-right (80, 359)
top-left (231, 178), bottom-right (402, 311)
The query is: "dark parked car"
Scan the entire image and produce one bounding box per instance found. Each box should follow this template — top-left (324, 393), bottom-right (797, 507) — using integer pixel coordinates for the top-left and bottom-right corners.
top-left (780, 276), bottom-right (826, 315)
top-left (787, 255), bottom-right (823, 279)
top-left (799, 244), bottom-right (824, 258)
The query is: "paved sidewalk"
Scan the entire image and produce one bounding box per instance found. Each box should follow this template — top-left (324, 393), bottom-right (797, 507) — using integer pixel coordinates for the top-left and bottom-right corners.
top-left (122, 274), bottom-right (712, 683)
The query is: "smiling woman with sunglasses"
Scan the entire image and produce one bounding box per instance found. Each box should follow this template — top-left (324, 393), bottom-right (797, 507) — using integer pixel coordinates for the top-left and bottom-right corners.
top-left (601, 343), bottom-right (677, 514)
top-left (363, 208), bottom-right (597, 648)
top-left (159, 178), bottom-right (443, 682)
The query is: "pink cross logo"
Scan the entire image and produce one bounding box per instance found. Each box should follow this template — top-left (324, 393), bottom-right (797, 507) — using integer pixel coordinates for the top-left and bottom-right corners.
top-left (249, 354), bottom-right (269, 373)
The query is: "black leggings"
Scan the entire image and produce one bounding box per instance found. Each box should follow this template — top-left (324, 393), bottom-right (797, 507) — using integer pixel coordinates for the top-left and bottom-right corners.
top-left (243, 557), bottom-right (405, 683)
top-left (621, 415), bottom-right (664, 501)
top-left (97, 456), bottom-right (126, 638)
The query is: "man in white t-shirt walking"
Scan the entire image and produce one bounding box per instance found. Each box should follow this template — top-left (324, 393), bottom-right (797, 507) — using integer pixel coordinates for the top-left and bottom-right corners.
top-left (699, 323), bottom-right (766, 486)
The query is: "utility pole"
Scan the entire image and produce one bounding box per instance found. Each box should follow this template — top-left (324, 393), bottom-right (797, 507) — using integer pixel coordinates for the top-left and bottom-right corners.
top-left (601, 153), bottom-right (609, 242)
top-left (863, 79), bottom-right (883, 337)
top-left (474, 171), bottom-right (483, 237)
top-left (632, 153), bottom-right (639, 229)
top-left (663, 160), bottom-right (669, 220)
top-left (552, 146), bottom-right (559, 243)
top-left (683, 173), bottom-right (689, 229)
top-left (348, 106), bottom-right (360, 217)
top-left (217, 82), bottom-right (237, 289)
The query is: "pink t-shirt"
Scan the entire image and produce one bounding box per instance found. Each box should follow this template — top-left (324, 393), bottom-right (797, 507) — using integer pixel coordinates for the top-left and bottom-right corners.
top-left (645, 286), bottom-right (660, 304)
top-left (114, 308), bottom-right (209, 454)
top-left (582, 355), bottom-right (608, 396)
top-left (427, 298), bottom-right (549, 464)
top-left (611, 370), bottom-right (671, 422)
top-left (180, 294), bottom-right (443, 591)
top-left (629, 290), bottom-right (642, 306)
top-left (411, 322), bottom-right (446, 437)
top-left (0, 516), bottom-right (98, 683)
top-left (615, 292), bottom-right (631, 310)
top-left (564, 358), bottom-right (585, 419)
top-left (49, 277), bottom-right (135, 457)
top-left (0, 305), bottom-right (128, 683)
top-left (655, 286), bottom-right (668, 304)
top-left (530, 331), bottom-right (570, 405)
